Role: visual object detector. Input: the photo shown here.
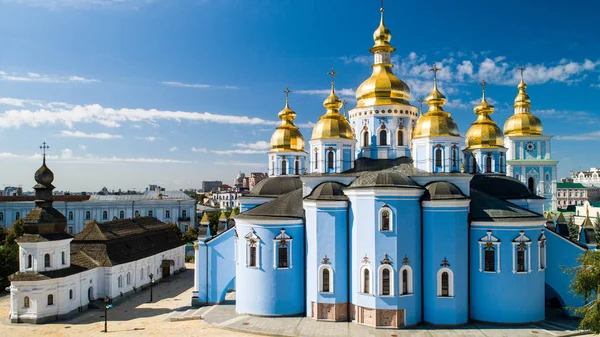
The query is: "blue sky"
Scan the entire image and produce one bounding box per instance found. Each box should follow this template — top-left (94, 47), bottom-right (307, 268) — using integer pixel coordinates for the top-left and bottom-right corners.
top-left (0, 0), bottom-right (599, 191)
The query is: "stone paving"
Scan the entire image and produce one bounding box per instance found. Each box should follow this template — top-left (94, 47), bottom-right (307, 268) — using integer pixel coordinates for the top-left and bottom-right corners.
top-left (199, 292), bottom-right (590, 337)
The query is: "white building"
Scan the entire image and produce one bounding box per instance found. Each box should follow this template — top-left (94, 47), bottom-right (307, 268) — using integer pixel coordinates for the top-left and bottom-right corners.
top-left (0, 190), bottom-right (196, 234)
top-left (9, 157), bottom-right (186, 324)
top-left (572, 167), bottom-right (600, 186)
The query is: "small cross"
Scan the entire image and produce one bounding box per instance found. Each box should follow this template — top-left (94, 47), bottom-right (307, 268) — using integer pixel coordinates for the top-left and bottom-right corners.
top-left (429, 64), bottom-right (441, 81)
top-left (517, 66), bottom-right (526, 81)
top-left (417, 96), bottom-right (425, 114)
top-left (283, 86), bottom-right (292, 100)
top-left (40, 142), bottom-right (49, 162)
top-left (342, 100), bottom-right (348, 116)
top-left (380, 0), bottom-right (384, 12)
top-left (479, 79), bottom-right (487, 97)
top-left (327, 68), bottom-right (338, 86)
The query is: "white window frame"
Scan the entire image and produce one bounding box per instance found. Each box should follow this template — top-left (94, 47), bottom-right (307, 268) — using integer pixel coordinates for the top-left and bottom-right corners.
top-left (272, 229), bottom-right (292, 269)
top-left (318, 265), bottom-right (334, 293)
top-left (512, 231), bottom-right (532, 274)
top-left (118, 275), bottom-right (123, 288)
top-left (245, 229), bottom-right (261, 269)
top-left (361, 129), bottom-right (370, 147)
top-left (538, 231), bottom-right (547, 271)
top-left (478, 230), bottom-right (501, 273)
top-left (376, 126), bottom-right (390, 146)
top-left (437, 267), bottom-right (454, 298)
top-left (127, 272), bottom-right (131, 285)
top-left (378, 206), bottom-right (393, 232)
top-left (359, 265), bottom-right (372, 295)
top-left (378, 265), bottom-right (394, 297)
top-left (399, 265), bottom-right (413, 296)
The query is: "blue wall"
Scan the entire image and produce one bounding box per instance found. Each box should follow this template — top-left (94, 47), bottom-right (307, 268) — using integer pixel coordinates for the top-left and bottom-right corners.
top-left (422, 203), bottom-right (469, 326)
top-left (195, 228), bottom-right (236, 305)
top-left (235, 220), bottom-right (305, 316)
top-left (469, 225), bottom-right (545, 323)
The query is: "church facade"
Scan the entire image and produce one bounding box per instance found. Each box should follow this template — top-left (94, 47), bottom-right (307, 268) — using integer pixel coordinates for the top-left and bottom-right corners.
top-left (193, 4), bottom-right (592, 328)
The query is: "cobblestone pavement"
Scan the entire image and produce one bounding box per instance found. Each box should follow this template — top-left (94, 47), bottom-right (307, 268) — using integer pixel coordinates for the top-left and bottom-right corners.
top-left (0, 264), bottom-right (254, 337)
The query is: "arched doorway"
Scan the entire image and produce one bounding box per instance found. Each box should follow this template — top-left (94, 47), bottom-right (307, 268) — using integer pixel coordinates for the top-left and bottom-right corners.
top-left (528, 177), bottom-right (535, 193)
top-left (88, 286), bottom-right (94, 301)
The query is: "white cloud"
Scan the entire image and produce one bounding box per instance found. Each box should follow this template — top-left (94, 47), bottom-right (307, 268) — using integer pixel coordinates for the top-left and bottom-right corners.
top-left (214, 161), bottom-right (265, 167)
top-left (533, 109), bottom-right (598, 124)
top-left (162, 81), bottom-right (239, 90)
top-left (0, 97), bottom-right (73, 109)
top-left (137, 136), bottom-right (156, 142)
top-left (78, 145), bottom-right (87, 151)
top-left (211, 149), bottom-right (265, 155)
top-left (555, 131), bottom-right (600, 141)
top-left (0, 151), bottom-right (191, 164)
top-left (61, 148), bottom-right (74, 159)
top-left (295, 88), bottom-right (356, 101)
top-left (234, 140), bottom-right (270, 150)
top-left (191, 147), bottom-right (207, 153)
top-left (0, 104), bottom-right (280, 129)
top-left (169, 146), bottom-right (178, 152)
top-left (60, 130), bottom-right (123, 139)
top-left (0, 71), bottom-right (98, 83)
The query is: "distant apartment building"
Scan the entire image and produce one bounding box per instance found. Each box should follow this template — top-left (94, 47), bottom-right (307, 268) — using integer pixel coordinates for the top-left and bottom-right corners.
top-left (0, 186), bottom-right (23, 197)
top-left (572, 167), bottom-right (600, 186)
top-left (202, 180), bottom-right (223, 193)
top-left (248, 172), bottom-right (268, 190)
top-left (557, 182), bottom-right (600, 208)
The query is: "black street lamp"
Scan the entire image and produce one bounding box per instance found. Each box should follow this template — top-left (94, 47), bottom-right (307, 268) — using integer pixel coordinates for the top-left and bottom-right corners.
top-left (149, 273), bottom-right (155, 302)
top-left (103, 296), bottom-right (111, 333)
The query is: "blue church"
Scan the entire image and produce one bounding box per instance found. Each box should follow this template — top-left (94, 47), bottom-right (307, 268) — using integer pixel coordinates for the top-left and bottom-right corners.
top-left (192, 4), bottom-right (594, 328)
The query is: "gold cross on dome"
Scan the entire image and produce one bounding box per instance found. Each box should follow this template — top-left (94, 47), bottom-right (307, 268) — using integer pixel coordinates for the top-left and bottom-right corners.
top-left (327, 68), bottom-right (338, 86)
top-left (40, 142), bottom-right (49, 161)
top-left (380, 0), bottom-right (384, 12)
top-left (429, 64), bottom-right (441, 81)
top-left (417, 96), bottom-right (425, 113)
top-left (479, 79), bottom-right (487, 96)
top-left (283, 86), bottom-right (292, 100)
top-left (517, 66), bottom-right (526, 81)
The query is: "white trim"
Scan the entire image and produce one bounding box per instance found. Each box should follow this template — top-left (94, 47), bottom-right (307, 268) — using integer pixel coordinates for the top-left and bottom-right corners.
top-left (245, 229), bottom-right (261, 269)
top-left (538, 231), bottom-right (547, 271)
top-left (344, 188), bottom-right (425, 198)
top-left (378, 264), bottom-right (394, 296)
top-left (318, 265), bottom-right (334, 293)
top-left (272, 237), bottom-right (293, 269)
top-left (303, 200), bottom-right (348, 208)
top-left (422, 200), bottom-right (471, 207)
top-left (234, 236), bottom-right (239, 265)
top-left (470, 220), bottom-right (544, 228)
top-left (359, 265), bottom-right (372, 295)
top-left (478, 230), bottom-right (501, 273)
top-left (512, 231), bottom-right (532, 274)
top-left (399, 265), bottom-right (413, 296)
top-left (378, 206), bottom-right (393, 232)
top-left (437, 267), bottom-right (454, 298)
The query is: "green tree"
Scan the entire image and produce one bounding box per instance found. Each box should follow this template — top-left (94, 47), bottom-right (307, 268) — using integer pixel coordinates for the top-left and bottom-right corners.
top-left (182, 227), bottom-right (199, 243)
top-left (207, 212), bottom-right (219, 236)
top-left (167, 222), bottom-right (182, 239)
top-left (595, 214), bottom-right (600, 244)
top-left (0, 219), bottom-right (24, 289)
top-left (568, 216), bottom-right (579, 242)
top-left (565, 250), bottom-right (600, 334)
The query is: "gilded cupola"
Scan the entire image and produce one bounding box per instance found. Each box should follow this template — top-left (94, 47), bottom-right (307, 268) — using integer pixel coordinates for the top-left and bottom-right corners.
top-left (412, 66), bottom-right (460, 139)
top-left (269, 88), bottom-right (305, 153)
top-left (311, 69), bottom-right (354, 140)
top-left (503, 68), bottom-right (543, 136)
top-left (465, 81), bottom-right (505, 150)
top-left (355, 5), bottom-right (411, 108)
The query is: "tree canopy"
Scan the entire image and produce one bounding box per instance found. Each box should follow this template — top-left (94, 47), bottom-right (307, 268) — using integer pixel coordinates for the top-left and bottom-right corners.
top-left (0, 219), bottom-right (24, 289)
top-left (566, 250), bottom-right (600, 334)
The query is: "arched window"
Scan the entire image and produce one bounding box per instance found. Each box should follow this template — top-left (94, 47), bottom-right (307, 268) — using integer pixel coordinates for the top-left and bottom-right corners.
top-left (362, 131), bottom-right (369, 147)
top-left (399, 265), bottom-right (413, 295)
top-left (319, 265), bottom-right (333, 293)
top-left (61, 251), bottom-right (66, 265)
top-left (314, 149), bottom-right (319, 169)
top-left (437, 268), bottom-right (454, 297)
top-left (15, 212), bottom-right (20, 220)
top-left (141, 268), bottom-right (144, 280)
top-left (44, 254), bottom-right (51, 268)
top-left (127, 272), bottom-right (131, 285)
top-left (484, 245), bottom-right (496, 272)
top-left (379, 207), bottom-right (392, 231)
top-left (435, 147), bottom-right (442, 167)
top-left (485, 153), bottom-right (492, 173)
top-left (118, 275), bottom-right (123, 288)
top-left (120, 210), bottom-right (125, 219)
top-left (379, 265), bottom-right (394, 296)
top-left (452, 146), bottom-right (458, 169)
top-left (281, 159), bottom-right (287, 175)
top-left (528, 177), bottom-right (535, 193)
top-left (379, 129), bottom-right (387, 146)
top-left (499, 153), bottom-right (505, 173)
top-left (271, 160), bottom-right (275, 175)
top-left (27, 254), bottom-right (32, 269)
top-left (360, 266), bottom-right (371, 294)
top-left (102, 211), bottom-right (108, 220)
top-left (273, 229), bottom-right (292, 269)
top-left (397, 129), bottom-right (404, 146)
top-left (47, 294), bottom-right (54, 306)
top-left (479, 231), bottom-right (501, 273)
top-left (516, 173), bottom-right (520, 181)
top-left (24, 296), bottom-right (30, 308)
top-left (472, 157), bottom-right (477, 173)
top-left (538, 231), bottom-right (547, 271)
top-left (68, 211), bottom-right (73, 220)
top-left (294, 160), bottom-right (300, 175)
top-left (327, 149), bottom-right (334, 169)
top-left (85, 211), bottom-right (91, 220)
top-left (69, 289), bottom-right (73, 300)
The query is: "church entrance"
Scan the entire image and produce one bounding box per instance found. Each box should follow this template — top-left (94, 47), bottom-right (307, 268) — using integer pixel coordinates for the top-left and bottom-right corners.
top-left (161, 260), bottom-right (174, 278)
top-left (88, 286), bottom-right (94, 301)
top-left (528, 177), bottom-right (535, 193)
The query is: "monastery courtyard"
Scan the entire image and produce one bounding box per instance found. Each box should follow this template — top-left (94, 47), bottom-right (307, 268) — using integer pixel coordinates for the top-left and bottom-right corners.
top-left (0, 264), bottom-right (588, 337)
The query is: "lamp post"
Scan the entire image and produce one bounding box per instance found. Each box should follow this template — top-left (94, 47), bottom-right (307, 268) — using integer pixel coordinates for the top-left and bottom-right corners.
top-left (103, 296), bottom-right (111, 333)
top-left (149, 273), bottom-right (154, 302)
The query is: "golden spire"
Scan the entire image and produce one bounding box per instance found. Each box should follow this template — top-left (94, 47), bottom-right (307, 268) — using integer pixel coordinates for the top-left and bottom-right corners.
top-left (412, 64), bottom-right (460, 139)
top-left (503, 66), bottom-right (543, 136)
top-left (311, 68), bottom-right (353, 140)
top-left (269, 86), bottom-right (305, 153)
top-left (371, 0), bottom-right (394, 53)
top-left (465, 80), bottom-right (504, 150)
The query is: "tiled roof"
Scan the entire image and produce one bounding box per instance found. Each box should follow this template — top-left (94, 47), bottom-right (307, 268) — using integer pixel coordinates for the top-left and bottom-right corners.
top-left (470, 174), bottom-right (543, 200)
top-left (9, 265), bottom-right (88, 282)
top-left (246, 176), bottom-right (302, 197)
top-left (422, 182), bottom-right (467, 200)
top-left (237, 189), bottom-right (304, 221)
top-left (348, 169), bottom-right (420, 189)
top-left (305, 182), bottom-right (349, 201)
top-left (469, 189), bottom-right (545, 222)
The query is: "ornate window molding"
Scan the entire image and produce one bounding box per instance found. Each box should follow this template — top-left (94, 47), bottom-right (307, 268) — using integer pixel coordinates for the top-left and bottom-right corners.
top-left (378, 264), bottom-right (394, 297)
top-left (478, 230), bottom-right (501, 273)
top-left (399, 264), bottom-right (413, 296)
top-left (245, 229), bottom-right (261, 269)
top-left (538, 230), bottom-right (547, 271)
top-left (512, 231), bottom-right (532, 274)
top-left (378, 205), bottom-right (393, 232)
top-left (318, 264), bottom-right (334, 293)
top-left (273, 228), bottom-right (292, 269)
top-left (437, 266), bottom-right (454, 298)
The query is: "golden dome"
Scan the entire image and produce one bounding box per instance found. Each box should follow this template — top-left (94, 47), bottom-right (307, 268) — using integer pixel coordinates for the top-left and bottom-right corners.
top-left (465, 85), bottom-right (504, 150)
top-left (269, 91), bottom-right (305, 153)
top-left (355, 6), bottom-right (411, 108)
top-left (503, 71), bottom-right (543, 136)
top-left (311, 84), bottom-right (353, 140)
top-left (412, 76), bottom-right (460, 139)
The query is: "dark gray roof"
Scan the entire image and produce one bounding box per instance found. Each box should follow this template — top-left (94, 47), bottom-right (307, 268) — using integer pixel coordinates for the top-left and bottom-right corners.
top-left (10, 265), bottom-right (88, 282)
top-left (237, 189), bottom-right (304, 221)
top-left (422, 182), bottom-right (467, 201)
top-left (348, 170), bottom-right (420, 189)
top-left (246, 176), bottom-right (302, 197)
top-left (305, 182), bottom-right (349, 201)
top-left (470, 174), bottom-right (543, 200)
top-left (469, 189), bottom-right (545, 222)
top-left (15, 232), bottom-right (73, 243)
top-left (344, 157), bottom-right (413, 173)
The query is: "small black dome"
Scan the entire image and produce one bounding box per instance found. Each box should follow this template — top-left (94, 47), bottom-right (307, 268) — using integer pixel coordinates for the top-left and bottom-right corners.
top-left (35, 163), bottom-right (54, 185)
top-left (349, 170), bottom-right (419, 189)
top-left (422, 181), bottom-right (467, 200)
top-left (305, 182), bottom-right (348, 201)
top-left (247, 176), bottom-right (302, 197)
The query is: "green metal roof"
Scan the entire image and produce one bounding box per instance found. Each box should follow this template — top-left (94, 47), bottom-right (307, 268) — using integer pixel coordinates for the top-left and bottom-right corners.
top-left (557, 182), bottom-right (586, 189)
